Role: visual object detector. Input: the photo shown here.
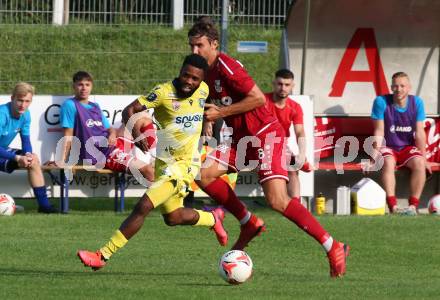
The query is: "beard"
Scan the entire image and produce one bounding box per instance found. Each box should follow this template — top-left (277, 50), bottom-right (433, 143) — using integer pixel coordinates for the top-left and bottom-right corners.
top-left (174, 78), bottom-right (195, 98)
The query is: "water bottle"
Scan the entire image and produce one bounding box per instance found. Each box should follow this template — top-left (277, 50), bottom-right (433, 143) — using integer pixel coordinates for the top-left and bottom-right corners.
top-left (315, 192), bottom-right (326, 215)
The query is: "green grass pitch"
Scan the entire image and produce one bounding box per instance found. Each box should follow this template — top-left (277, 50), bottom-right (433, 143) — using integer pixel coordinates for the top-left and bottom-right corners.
top-left (1, 198), bottom-right (439, 299)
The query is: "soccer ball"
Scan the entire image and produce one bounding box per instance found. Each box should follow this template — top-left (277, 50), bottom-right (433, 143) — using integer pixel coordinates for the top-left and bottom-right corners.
top-left (428, 194), bottom-right (440, 215)
top-left (0, 193), bottom-right (16, 216)
top-left (218, 250), bottom-right (253, 284)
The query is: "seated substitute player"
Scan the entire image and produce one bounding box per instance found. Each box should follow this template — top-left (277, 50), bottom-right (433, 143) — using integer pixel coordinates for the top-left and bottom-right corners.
top-left (265, 69), bottom-right (311, 199)
top-left (0, 82), bottom-right (56, 213)
top-left (189, 17), bottom-right (349, 277)
top-left (77, 54), bottom-right (227, 270)
top-left (369, 71), bottom-right (429, 215)
top-left (58, 71), bottom-right (154, 182)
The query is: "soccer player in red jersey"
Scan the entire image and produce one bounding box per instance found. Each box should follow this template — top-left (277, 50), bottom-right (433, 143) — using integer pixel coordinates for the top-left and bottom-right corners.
top-left (265, 69), bottom-right (311, 199)
top-left (189, 17), bottom-right (349, 277)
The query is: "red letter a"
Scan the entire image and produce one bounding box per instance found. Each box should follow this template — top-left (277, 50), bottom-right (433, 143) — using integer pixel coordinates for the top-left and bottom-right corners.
top-left (329, 28), bottom-right (389, 97)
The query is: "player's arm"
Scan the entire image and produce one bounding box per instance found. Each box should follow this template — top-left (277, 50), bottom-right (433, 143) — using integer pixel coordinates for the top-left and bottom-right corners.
top-left (372, 119), bottom-right (384, 152)
top-left (415, 121), bottom-right (427, 164)
top-left (122, 99), bottom-right (154, 152)
top-left (293, 123), bottom-right (306, 163)
top-left (414, 97), bottom-right (429, 171)
top-left (60, 127), bottom-right (74, 164)
top-left (107, 127), bottom-right (117, 146)
top-left (204, 85), bottom-right (265, 121)
top-left (58, 100), bottom-right (77, 165)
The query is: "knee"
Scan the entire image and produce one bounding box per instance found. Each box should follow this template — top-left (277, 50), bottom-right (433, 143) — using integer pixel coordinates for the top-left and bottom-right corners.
top-left (382, 159), bottom-right (395, 173)
top-left (411, 157), bottom-right (426, 172)
top-left (134, 195), bottom-right (153, 216)
top-left (30, 154), bottom-right (41, 168)
top-left (266, 194), bottom-right (289, 213)
top-left (195, 171), bottom-right (214, 188)
top-left (162, 210), bottom-right (182, 226)
top-left (141, 168), bottom-right (154, 182)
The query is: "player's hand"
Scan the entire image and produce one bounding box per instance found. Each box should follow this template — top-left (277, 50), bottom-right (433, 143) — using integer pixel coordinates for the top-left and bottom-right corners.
top-left (362, 158), bottom-right (375, 175)
top-left (44, 160), bottom-right (58, 167)
top-left (135, 139), bottom-right (149, 153)
top-left (25, 152), bottom-right (34, 165)
top-left (426, 160), bottom-right (433, 176)
top-left (16, 155), bottom-right (32, 168)
top-left (202, 121), bottom-right (213, 138)
top-left (295, 154), bottom-right (306, 170)
top-left (204, 103), bottom-right (222, 122)
top-left (108, 135), bottom-right (117, 146)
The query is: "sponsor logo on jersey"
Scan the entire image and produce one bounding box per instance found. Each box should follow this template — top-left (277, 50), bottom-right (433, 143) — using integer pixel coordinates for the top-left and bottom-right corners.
top-left (199, 98), bottom-right (205, 108)
top-left (175, 114), bottom-right (203, 129)
top-left (215, 80), bottom-right (222, 93)
top-left (389, 125), bottom-right (412, 133)
top-left (221, 96), bottom-right (232, 106)
top-left (172, 100), bottom-right (181, 111)
top-left (189, 99), bottom-right (193, 106)
top-left (147, 93), bottom-right (157, 102)
top-left (86, 119), bottom-right (103, 127)
top-left (409, 147), bottom-right (421, 154)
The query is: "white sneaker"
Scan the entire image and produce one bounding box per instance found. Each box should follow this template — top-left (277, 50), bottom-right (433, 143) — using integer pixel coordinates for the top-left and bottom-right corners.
top-left (400, 206), bottom-right (417, 216)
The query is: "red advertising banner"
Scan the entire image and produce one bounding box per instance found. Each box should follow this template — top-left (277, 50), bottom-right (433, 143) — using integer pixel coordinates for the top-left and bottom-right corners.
top-left (315, 117), bottom-right (440, 162)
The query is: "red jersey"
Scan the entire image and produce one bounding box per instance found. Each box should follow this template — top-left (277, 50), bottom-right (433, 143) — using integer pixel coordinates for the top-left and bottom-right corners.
top-left (206, 53), bottom-right (277, 142)
top-left (264, 93), bottom-right (303, 137)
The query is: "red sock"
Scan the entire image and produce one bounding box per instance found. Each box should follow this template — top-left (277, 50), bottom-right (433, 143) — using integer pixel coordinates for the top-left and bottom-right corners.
top-left (140, 123), bottom-right (156, 149)
top-left (283, 198), bottom-right (330, 244)
top-left (203, 178), bottom-right (248, 221)
top-left (386, 196), bottom-right (397, 211)
top-left (408, 196), bottom-right (419, 208)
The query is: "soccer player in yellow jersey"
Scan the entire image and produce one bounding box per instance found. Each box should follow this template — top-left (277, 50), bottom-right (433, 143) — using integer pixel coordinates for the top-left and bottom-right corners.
top-left (77, 54), bottom-right (228, 270)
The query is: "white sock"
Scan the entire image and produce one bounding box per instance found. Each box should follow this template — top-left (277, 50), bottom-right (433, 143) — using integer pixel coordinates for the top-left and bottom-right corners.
top-left (239, 212), bottom-right (251, 225)
top-left (322, 236), bottom-right (334, 253)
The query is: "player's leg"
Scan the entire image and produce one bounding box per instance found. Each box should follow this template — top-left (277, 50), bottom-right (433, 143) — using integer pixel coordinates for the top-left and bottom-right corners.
top-left (381, 154), bottom-right (398, 213)
top-left (160, 194), bottom-right (228, 246)
top-left (0, 150), bottom-right (55, 213)
top-left (129, 157), bottom-right (154, 183)
top-left (262, 178), bottom-right (349, 277)
top-left (196, 151), bottom-right (265, 249)
top-left (77, 177), bottom-right (174, 270)
top-left (287, 170), bottom-right (300, 198)
top-left (196, 151), bottom-right (251, 225)
top-left (106, 138), bottom-right (155, 183)
top-left (404, 154), bottom-right (426, 213)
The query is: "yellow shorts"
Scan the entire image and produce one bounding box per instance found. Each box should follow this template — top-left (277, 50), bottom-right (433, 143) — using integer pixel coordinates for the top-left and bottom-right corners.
top-left (146, 159), bottom-right (199, 214)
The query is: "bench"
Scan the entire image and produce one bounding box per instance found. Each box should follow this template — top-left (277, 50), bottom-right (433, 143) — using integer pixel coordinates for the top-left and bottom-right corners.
top-left (40, 165), bottom-right (126, 213)
top-left (317, 161), bottom-right (440, 171)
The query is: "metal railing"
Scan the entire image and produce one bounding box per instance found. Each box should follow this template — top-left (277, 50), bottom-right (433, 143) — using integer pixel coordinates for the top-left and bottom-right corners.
top-left (0, 0), bottom-right (291, 26)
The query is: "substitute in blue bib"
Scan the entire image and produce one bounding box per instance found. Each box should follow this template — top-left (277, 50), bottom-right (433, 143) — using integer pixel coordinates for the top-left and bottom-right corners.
top-left (0, 82), bottom-right (56, 213)
top-left (369, 72), bottom-right (428, 215)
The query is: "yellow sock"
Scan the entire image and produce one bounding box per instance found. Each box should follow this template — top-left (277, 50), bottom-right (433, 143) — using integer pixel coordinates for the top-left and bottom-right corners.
top-left (193, 210), bottom-right (215, 227)
top-left (99, 230), bottom-right (128, 260)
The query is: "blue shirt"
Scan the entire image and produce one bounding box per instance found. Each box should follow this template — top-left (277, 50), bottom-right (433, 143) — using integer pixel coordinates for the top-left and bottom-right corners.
top-left (60, 98), bottom-right (110, 129)
top-left (0, 102), bottom-right (31, 149)
top-left (371, 95), bottom-right (425, 121)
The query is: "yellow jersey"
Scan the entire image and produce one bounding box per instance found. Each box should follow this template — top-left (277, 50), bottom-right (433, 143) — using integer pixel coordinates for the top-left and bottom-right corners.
top-left (137, 80), bottom-right (208, 168)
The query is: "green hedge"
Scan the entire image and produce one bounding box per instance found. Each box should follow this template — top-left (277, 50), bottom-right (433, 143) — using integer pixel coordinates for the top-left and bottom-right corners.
top-left (0, 25), bottom-right (281, 95)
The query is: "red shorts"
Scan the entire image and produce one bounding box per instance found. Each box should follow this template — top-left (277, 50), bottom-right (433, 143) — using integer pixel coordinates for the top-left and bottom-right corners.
top-left (380, 146), bottom-right (423, 168)
top-left (207, 123), bottom-right (288, 184)
top-left (105, 137), bottom-right (135, 172)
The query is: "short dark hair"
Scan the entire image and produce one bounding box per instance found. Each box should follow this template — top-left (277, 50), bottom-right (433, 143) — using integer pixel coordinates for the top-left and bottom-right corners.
top-left (392, 71), bottom-right (409, 80)
top-left (182, 54), bottom-right (209, 73)
top-left (73, 71), bottom-right (93, 83)
top-left (275, 69), bottom-right (294, 80)
top-left (188, 16), bottom-right (219, 42)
